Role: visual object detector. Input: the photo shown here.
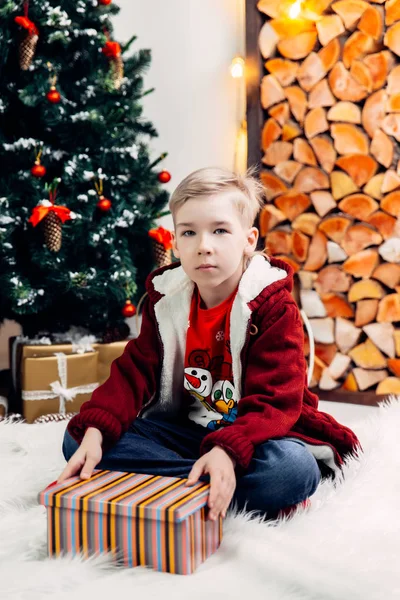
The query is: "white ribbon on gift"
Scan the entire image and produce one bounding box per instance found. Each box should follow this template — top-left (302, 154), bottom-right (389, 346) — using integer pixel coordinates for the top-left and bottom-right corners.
top-left (21, 352), bottom-right (99, 414)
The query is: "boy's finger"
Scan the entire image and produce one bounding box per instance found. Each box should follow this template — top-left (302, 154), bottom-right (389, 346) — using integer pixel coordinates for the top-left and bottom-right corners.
top-left (209, 474), bottom-right (223, 513)
top-left (208, 470), bottom-right (223, 502)
top-left (57, 460), bottom-right (79, 484)
top-left (211, 493), bottom-right (225, 520)
top-left (80, 457), bottom-right (97, 479)
top-left (186, 462), bottom-right (203, 486)
top-left (213, 480), bottom-right (233, 519)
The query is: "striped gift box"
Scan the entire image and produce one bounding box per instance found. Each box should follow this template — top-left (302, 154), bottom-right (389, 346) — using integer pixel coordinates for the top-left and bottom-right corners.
top-left (38, 470), bottom-right (223, 575)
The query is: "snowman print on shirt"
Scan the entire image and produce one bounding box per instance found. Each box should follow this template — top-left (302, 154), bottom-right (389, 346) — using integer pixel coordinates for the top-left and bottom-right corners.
top-left (183, 365), bottom-right (214, 412)
top-left (184, 350), bottom-right (238, 429)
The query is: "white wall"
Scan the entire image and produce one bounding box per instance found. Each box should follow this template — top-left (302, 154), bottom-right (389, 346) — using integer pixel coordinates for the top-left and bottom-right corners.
top-left (0, 0), bottom-right (245, 368)
top-left (113, 0), bottom-right (246, 230)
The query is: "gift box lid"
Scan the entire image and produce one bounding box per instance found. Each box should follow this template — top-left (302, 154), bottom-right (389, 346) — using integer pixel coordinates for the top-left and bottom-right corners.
top-left (38, 470), bottom-right (210, 523)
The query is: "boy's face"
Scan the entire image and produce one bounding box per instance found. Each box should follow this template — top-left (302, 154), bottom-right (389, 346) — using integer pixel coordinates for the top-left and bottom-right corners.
top-left (172, 191), bottom-right (258, 291)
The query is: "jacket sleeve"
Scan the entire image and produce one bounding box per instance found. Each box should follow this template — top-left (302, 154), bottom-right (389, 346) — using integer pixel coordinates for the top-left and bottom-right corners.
top-left (200, 296), bottom-right (306, 470)
top-left (67, 296), bottom-right (160, 448)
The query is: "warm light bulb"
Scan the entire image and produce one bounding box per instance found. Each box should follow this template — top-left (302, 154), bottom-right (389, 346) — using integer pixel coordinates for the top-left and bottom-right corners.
top-left (288, 0), bottom-right (302, 18)
top-left (230, 56), bottom-right (245, 78)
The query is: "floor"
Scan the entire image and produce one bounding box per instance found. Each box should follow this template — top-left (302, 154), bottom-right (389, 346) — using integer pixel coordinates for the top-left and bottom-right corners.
top-left (319, 400), bottom-right (378, 430)
top-left (2, 398), bottom-right (397, 599)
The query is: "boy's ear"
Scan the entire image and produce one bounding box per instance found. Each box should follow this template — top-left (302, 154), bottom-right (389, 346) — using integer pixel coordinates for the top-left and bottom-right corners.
top-left (171, 231), bottom-right (180, 259)
top-left (245, 226), bottom-right (259, 254)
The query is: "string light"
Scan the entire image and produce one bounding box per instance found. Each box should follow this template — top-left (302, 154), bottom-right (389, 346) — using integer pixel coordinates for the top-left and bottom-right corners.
top-left (288, 0), bottom-right (302, 19)
top-left (230, 56), bottom-right (245, 79)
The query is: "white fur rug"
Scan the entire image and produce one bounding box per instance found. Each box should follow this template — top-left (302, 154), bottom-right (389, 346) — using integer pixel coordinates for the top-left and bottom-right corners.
top-left (1, 400), bottom-right (400, 600)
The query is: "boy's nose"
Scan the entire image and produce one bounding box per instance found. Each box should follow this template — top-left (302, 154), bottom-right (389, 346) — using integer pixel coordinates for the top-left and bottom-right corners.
top-left (197, 236), bottom-right (213, 254)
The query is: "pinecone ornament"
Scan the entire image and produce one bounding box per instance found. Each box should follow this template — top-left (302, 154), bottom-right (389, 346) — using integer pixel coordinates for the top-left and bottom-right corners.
top-left (18, 30), bottom-right (38, 70)
top-left (14, 16), bottom-right (39, 70)
top-left (29, 181), bottom-right (72, 251)
top-left (43, 211), bottom-right (62, 252)
top-left (110, 54), bottom-right (124, 90)
top-left (148, 226), bottom-right (173, 268)
top-left (152, 239), bottom-right (172, 268)
top-left (102, 40), bottom-right (124, 90)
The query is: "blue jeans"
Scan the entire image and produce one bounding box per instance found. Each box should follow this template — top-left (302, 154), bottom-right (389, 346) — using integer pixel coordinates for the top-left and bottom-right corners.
top-left (62, 417), bottom-right (321, 517)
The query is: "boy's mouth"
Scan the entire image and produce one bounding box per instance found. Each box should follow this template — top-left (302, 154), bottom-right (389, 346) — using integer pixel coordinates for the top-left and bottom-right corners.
top-left (197, 264), bottom-right (216, 270)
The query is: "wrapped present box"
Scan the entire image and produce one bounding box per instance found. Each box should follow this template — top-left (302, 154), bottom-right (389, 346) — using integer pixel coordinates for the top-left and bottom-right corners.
top-left (8, 337), bottom-right (130, 420)
top-left (93, 341), bottom-right (130, 385)
top-left (22, 351), bottom-right (99, 423)
top-left (39, 470), bottom-right (223, 575)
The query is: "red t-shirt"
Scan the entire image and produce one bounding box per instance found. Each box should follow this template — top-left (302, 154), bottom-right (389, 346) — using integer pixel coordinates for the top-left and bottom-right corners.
top-left (183, 285), bottom-right (239, 431)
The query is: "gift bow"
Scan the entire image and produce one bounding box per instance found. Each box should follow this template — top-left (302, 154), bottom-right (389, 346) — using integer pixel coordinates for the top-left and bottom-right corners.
top-left (14, 16), bottom-right (39, 36)
top-left (71, 335), bottom-right (97, 354)
top-left (148, 226), bottom-right (173, 250)
top-left (102, 41), bottom-right (121, 58)
top-left (21, 352), bottom-right (99, 414)
top-left (29, 205), bottom-right (72, 227)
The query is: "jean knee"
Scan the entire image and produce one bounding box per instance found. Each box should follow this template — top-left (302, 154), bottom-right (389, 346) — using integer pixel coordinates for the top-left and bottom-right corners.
top-left (237, 440), bottom-right (321, 513)
top-left (276, 441), bottom-right (321, 498)
top-left (62, 428), bottom-right (79, 461)
top-left (298, 446), bottom-right (321, 498)
top-left (278, 442), bottom-right (321, 505)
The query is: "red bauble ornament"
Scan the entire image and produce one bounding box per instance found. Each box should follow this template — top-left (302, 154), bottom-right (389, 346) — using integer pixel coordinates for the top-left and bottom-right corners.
top-left (47, 87), bottom-right (61, 103)
top-left (96, 195), bottom-right (112, 211)
top-left (122, 300), bottom-right (136, 318)
top-left (158, 170), bottom-right (171, 184)
top-left (31, 163), bottom-right (46, 178)
top-left (99, 0), bottom-right (112, 4)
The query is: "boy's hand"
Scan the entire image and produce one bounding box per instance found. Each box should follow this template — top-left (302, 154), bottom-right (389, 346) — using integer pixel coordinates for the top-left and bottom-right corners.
top-left (57, 427), bottom-right (103, 484)
top-left (185, 446), bottom-right (236, 520)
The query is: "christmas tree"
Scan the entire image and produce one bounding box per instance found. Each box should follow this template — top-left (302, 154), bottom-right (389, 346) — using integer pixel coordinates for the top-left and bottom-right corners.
top-left (0, 0), bottom-right (170, 340)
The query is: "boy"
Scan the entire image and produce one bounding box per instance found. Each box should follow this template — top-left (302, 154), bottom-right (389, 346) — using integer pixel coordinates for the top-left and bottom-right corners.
top-left (59, 167), bottom-right (360, 521)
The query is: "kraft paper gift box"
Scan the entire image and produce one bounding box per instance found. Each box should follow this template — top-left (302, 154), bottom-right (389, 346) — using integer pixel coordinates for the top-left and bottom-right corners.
top-left (38, 470), bottom-right (223, 575)
top-left (21, 351), bottom-right (99, 423)
top-left (93, 341), bottom-right (129, 384)
top-left (9, 338), bottom-right (131, 417)
top-left (9, 339), bottom-right (95, 416)
top-left (21, 339), bottom-right (129, 388)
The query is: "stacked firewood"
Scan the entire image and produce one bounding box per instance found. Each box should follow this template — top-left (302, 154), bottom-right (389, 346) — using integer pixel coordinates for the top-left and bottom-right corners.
top-left (257, 0), bottom-right (400, 395)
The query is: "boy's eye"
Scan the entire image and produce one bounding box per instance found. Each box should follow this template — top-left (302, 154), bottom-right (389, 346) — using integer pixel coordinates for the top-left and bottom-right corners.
top-left (181, 228), bottom-right (228, 236)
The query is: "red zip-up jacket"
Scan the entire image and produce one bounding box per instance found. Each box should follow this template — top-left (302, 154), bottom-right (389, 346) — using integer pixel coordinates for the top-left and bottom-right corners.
top-left (68, 255), bottom-right (360, 474)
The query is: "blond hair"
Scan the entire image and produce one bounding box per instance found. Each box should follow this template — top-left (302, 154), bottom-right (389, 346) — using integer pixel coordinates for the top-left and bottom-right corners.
top-left (169, 166), bottom-right (265, 228)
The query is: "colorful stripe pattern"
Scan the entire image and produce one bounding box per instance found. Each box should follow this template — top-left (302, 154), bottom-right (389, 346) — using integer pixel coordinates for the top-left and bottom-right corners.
top-left (39, 470), bottom-right (223, 574)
